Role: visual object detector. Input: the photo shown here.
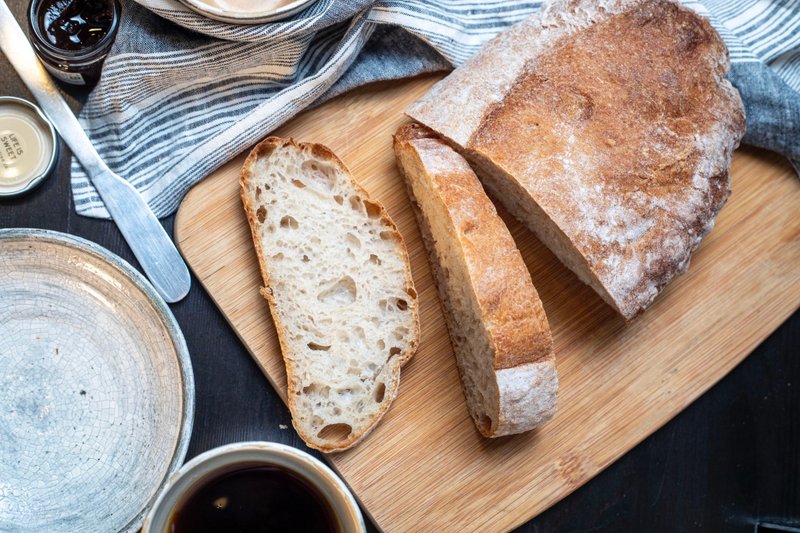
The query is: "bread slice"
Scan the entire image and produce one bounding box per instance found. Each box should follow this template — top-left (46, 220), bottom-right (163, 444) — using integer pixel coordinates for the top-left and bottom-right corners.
top-left (406, 0), bottom-right (746, 319)
top-left (394, 123), bottom-right (557, 437)
top-left (240, 137), bottom-right (420, 452)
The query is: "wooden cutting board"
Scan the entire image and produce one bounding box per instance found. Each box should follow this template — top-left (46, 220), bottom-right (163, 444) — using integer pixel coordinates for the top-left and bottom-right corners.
top-left (174, 74), bottom-right (800, 532)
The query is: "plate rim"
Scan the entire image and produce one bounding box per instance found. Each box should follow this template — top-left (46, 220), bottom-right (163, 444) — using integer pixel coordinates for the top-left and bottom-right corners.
top-left (177, 0), bottom-right (318, 24)
top-left (0, 228), bottom-right (195, 533)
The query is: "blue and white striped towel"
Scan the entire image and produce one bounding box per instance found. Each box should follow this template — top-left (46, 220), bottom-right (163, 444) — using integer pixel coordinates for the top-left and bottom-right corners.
top-left (73, 0), bottom-right (800, 219)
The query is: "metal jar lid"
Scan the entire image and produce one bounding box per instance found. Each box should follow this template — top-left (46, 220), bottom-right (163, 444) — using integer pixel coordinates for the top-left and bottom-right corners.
top-left (0, 96), bottom-right (58, 197)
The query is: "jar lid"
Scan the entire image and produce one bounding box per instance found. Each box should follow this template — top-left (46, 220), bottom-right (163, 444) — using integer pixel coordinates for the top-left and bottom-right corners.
top-left (0, 96), bottom-right (58, 197)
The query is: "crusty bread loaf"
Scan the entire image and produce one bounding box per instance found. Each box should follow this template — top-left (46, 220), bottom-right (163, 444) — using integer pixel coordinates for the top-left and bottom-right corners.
top-left (407, 0), bottom-right (746, 320)
top-left (240, 137), bottom-right (420, 452)
top-left (394, 123), bottom-right (557, 437)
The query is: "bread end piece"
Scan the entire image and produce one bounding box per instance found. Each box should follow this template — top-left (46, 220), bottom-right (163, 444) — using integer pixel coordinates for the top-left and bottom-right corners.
top-left (241, 136), bottom-right (420, 452)
top-left (394, 123), bottom-right (557, 437)
top-left (495, 358), bottom-right (558, 436)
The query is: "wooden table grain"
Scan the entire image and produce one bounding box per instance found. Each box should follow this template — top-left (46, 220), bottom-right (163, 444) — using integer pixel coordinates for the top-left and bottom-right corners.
top-left (1, 1), bottom-right (798, 531)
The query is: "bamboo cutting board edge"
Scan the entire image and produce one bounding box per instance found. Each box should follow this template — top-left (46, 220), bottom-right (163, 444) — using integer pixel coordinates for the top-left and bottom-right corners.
top-left (176, 225), bottom-right (798, 530)
top-left (174, 75), bottom-right (800, 532)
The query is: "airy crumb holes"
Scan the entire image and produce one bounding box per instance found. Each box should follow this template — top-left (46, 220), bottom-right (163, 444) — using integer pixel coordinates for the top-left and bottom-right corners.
top-left (317, 276), bottom-right (357, 305)
top-left (346, 232), bottom-right (361, 249)
top-left (317, 423), bottom-right (352, 442)
top-left (374, 383), bottom-right (386, 403)
top-left (307, 342), bottom-right (331, 351)
top-left (349, 196), bottom-right (362, 211)
top-left (256, 206), bottom-right (267, 223)
top-left (379, 298), bottom-right (407, 312)
top-left (301, 161), bottom-right (335, 193)
top-left (363, 200), bottom-right (382, 219)
top-left (279, 215), bottom-right (299, 229)
top-left (292, 179), bottom-right (306, 189)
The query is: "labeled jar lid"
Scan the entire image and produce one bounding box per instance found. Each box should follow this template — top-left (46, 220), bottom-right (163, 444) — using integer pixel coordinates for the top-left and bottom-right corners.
top-left (0, 96), bottom-right (59, 197)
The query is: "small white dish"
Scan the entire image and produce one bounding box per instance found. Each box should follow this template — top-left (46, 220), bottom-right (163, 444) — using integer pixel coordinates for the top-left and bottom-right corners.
top-left (143, 441), bottom-right (366, 532)
top-left (178, 0), bottom-right (318, 24)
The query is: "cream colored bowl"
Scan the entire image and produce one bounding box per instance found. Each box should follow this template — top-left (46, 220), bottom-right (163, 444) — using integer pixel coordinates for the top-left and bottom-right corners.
top-left (179, 0), bottom-right (318, 24)
top-left (143, 441), bottom-right (365, 533)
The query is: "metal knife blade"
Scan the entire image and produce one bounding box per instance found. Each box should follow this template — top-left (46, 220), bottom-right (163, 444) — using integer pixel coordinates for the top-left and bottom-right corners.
top-left (0, 0), bottom-right (191, 303)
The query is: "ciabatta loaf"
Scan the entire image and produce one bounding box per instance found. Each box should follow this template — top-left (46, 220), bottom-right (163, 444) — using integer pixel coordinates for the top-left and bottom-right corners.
top-left (394, 123), bottom-right (557, 437)
top-left (407, 0), bottom-right (746, 319)
top-left (241, 137), bottom-right (420, 452)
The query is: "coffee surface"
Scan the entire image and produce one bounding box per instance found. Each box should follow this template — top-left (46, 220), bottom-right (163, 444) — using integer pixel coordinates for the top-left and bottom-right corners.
top-left (169, 465), bottom-right (338, 533)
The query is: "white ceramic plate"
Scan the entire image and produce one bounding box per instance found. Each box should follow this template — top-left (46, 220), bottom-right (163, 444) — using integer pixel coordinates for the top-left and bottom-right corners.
top-left (0, 229), bottom-right (194, 533)
top-left (178, 0), bottom-right (318, 24)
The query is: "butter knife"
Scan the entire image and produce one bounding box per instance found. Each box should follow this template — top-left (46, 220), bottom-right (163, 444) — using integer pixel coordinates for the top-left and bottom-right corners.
top-left (0, 0), bottom-right (191, 303)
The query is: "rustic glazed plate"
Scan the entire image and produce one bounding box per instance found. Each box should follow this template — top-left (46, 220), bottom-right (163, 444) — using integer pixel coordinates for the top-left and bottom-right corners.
top-left (0, 229), bottom-right (194, 533)
top-left (179, 0), bottom-right (318, 24)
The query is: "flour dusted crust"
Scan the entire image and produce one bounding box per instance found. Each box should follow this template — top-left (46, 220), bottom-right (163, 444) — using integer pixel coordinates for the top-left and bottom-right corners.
top-left (407, 0), bottom-right (746, 319)
top-left (394, 123), bottom-right (557, 437)
top-left (241, 137), bottom-right (420, 452)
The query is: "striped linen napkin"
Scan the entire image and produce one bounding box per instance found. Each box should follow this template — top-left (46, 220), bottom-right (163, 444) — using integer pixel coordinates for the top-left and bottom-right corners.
top-left (72, 0), bottom-right (800, 219)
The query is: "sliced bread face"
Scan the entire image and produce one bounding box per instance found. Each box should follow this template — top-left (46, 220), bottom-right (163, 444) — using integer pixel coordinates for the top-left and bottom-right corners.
top-left (241, 137), bottom-right (420, 452)
top-left (407, 0), bottom-right (746, 320)
top-left (394, 123), bottom-right (557, 437)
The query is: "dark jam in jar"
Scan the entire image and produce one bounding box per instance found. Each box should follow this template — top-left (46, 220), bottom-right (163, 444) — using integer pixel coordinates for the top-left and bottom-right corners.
top-left (40, 0), bottom-right (113, 50)
top-left (28, 0), bottom-right (121, 86)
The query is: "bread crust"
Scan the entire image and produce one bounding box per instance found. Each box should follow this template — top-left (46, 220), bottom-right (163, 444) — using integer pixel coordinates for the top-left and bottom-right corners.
top-left (240, 137), bottom-right (420, 452)
top-left (394, 123), bottom-right (557, 437)
top-left (407, 0), bottom-right (746, 319)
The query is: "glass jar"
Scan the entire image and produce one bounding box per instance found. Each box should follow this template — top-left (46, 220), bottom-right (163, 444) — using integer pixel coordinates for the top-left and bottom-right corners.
top-left (27, 0), bottom-right (121, 87)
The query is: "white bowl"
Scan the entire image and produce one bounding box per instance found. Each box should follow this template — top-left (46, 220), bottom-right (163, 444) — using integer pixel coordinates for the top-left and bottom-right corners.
top-left (178, 0), bottom-right (318, 24)
top-left (142, 441), bottom-right (365, 533)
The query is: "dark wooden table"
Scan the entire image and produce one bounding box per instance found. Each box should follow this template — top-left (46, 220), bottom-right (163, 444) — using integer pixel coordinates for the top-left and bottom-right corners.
top-left (2, 1), bottom-right (798, 531)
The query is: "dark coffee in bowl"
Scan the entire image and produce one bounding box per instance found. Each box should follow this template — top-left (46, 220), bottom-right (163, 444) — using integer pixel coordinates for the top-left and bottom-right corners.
top-left (168, 464), bottom-right (339, 533)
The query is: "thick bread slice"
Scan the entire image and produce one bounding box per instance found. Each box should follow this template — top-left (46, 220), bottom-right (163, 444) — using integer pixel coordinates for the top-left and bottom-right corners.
top-left (394, 123), bottom-right (557, 437)
top-left (407, 0), bottom-right (746, 319)
top-left (240, 137), bottom-right (420, 452)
